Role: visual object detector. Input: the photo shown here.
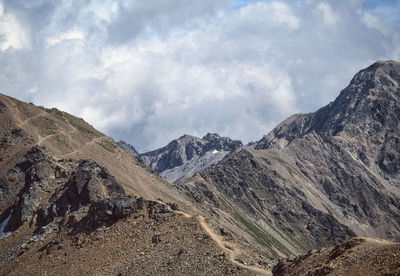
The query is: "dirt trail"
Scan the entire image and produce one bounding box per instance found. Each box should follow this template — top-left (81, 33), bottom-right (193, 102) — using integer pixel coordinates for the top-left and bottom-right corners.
top-left (37, 133), bottom-right (60, 145)
top-left (5, 96), bottom-right (271, 274)
top-left (60, 136), bottom-right (105, 157)
top-left (167, 201), bottom-right (272, 275)
top-left (197, 216), bottom-right (272, 276)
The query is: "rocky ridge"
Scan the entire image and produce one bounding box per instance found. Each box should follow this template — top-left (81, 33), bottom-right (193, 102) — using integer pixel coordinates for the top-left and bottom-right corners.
top-left (0, 93), bottom-right (188, 206)
top-left (139, 133), bottom-right (242, 183)
top-left (179, 60), bottom-right (400, 261)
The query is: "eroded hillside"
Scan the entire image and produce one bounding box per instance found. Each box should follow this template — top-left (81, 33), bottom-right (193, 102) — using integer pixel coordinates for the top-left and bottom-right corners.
top-left (180, 61), bottom-right (400, 260)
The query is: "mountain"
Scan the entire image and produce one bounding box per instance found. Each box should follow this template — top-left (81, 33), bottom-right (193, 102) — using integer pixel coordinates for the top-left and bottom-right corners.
top-left (255, 60), bottom-right (400, 154)
top-left (0, 95), bottom-right (188, 205)
top-left (272, 237), bottom-right (400, 276)
top-left (1, 60), bottom-right (400, 275)
top-left (139, 133), bottom-right (242, 183)
top-left (179, 60), bottom-right (400, 259)
top-left (0, 94), bottom-right (266, 275)
top-left (117, 140), bottom-right (139, 156)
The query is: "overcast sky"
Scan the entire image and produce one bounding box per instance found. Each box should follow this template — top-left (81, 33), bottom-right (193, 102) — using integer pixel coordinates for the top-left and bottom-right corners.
top-left (1, 0), bottom-right (400, 152)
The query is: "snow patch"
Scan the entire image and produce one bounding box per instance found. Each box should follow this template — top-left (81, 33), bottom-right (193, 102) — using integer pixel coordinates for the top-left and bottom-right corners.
top-left (0, 214), bottom-right (11, 240)
top-left (212, 150), bottom-right (219, 154)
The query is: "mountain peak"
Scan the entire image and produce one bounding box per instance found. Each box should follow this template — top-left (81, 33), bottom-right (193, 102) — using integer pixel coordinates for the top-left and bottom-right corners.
top-left (139, 133), bottom-right (242, 183)
top-left (202, 133), bottom-right (221, 141)
top-left (255, 60), bottom-right (400, 150)
top-left (349, 60), bottom-right (400, 90)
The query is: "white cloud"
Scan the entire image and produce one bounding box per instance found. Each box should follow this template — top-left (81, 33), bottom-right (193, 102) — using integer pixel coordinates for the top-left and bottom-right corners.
top-left (0, 0), bottom-right (399, 151)
top-left (45, 29), bottom-right (84, 48)
top-left (316, 2), bottom-right (339, 26)
top-left (0, 1), bottom-right (30, 51)
top-left (239, 1), bottom-right (299, 29)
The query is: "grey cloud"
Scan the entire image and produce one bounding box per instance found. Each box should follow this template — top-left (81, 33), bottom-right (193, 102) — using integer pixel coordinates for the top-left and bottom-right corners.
top-left (106, 0), bottom-right (228, 44)
top-left (0, 0), bottom-right (399, 152)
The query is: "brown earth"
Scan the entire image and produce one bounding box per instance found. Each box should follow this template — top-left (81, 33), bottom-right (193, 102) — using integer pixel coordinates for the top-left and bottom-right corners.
top-left (179, 61), bottom-right (400, 261)
top-left (0, 205), bottom-right (257, 276)
top-left (0, 93), bottom-right (190, 208)
top-left (272, 237), bottom-right (400, 276)
top-left (0, 94), bottom-right (271, 275)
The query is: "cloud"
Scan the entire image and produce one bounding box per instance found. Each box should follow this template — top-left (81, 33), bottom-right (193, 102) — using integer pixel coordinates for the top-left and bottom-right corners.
top-left (0, 0), bottom-right (399, 152)
top-left (239, 1), bottom-right (300, 29)
top-left (0, 1), bottom-right (30, 50)
top-left (316, 2), bottom-right (339, 26)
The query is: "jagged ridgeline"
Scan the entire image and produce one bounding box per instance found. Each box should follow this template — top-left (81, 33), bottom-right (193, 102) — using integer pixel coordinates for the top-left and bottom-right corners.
top-left (0, 60), bottom-right (400, 276)
top-left (179, 61), bottom-right (400, 259)
top-left (138, 133), bottom-right (243, 183)
top-left (0, 94), bottom-right (260, 275)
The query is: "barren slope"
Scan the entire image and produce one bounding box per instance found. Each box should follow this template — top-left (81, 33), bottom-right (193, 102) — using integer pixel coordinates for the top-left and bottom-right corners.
top-left (272, 237), bottom-right (400, 276)
top-left (179, 60), bottom-right (400, 261)
top-left (0, 94), bottom-right (271, 274)
top-left (0, 94), bottom-right (190, 209)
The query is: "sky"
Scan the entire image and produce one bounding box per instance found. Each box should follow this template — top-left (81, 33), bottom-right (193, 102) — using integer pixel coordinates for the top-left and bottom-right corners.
top-left (1, 0), bottom-right (400, 152)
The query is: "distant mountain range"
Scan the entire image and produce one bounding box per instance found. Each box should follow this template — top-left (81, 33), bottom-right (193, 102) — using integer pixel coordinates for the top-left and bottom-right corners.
top-left (135, 133), bottom-right (242, 183)
top-left (118, 133), bottom-right (243, 184)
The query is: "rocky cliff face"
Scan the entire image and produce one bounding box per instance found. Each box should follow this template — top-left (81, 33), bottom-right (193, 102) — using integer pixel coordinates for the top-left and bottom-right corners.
top-left (180, 61), bottom-right (400, 259)
top-left (0, 146), bottom-right (146, 236)
top-left (139, 133), bottom-right (242, 183)
top-left (255, 60), bottom-right (400, 151)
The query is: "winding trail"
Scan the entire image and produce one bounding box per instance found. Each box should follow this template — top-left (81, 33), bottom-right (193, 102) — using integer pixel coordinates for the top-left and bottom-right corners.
top-left (197, 215), bottom-right (272, 276)
top-left (7, 97), bottom-right (107, 157)
top-left (161, 197), bottom-right (272, 275)
top-left (5, 96), bottom-right (271, 274)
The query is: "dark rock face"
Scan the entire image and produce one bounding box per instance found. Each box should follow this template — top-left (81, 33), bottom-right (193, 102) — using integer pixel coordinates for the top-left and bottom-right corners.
top-left (0, 146), bottom-right (164, 236)
top-left (255, 60), bottom-right (400, 150)
top-left (117, 141), bottom-right (139, 156)
top-left (181, 61), bottom-right (400, 257)
top-left (139, 133), bottom-right (242, 183)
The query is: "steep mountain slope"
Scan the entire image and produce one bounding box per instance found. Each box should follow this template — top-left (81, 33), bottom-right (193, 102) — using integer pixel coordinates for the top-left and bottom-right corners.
top-left (139, 133), bottom-right (242, 183)
top-left (272, 237), bottom-right (400, 276)
top-left (180, 60), bottom-right (400, 259)
top-left (0, 95), bottom-right (270, 275)
top-left (0, 147), bottom-right (256, 275)
top-left (0, 94), bottom-right (189, 207)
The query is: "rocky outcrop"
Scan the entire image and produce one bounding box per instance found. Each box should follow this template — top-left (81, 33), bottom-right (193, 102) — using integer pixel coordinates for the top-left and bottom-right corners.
top-left (139, 133), bottom-right (242, 183)
top-left (0, 148), bottom-right (253, 276)
top-left (0, 146), bottom-right (168, 236)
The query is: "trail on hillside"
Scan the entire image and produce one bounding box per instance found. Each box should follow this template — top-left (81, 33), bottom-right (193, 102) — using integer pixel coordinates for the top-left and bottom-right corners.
top-left (7, 96), bottom-right (271, 274)
top-left (8, 98), bottom-right (106, 156)
top-left (197, 215), bottom-right (272, 276)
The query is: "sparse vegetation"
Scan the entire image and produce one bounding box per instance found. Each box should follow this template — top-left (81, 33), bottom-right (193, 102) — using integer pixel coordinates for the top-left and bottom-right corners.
top-left (50, 134), bottom-right (73, 152)
top-left (96, 138), bottom-right (118, 153)
top-left (63, 113), bottom-right (102, 139)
